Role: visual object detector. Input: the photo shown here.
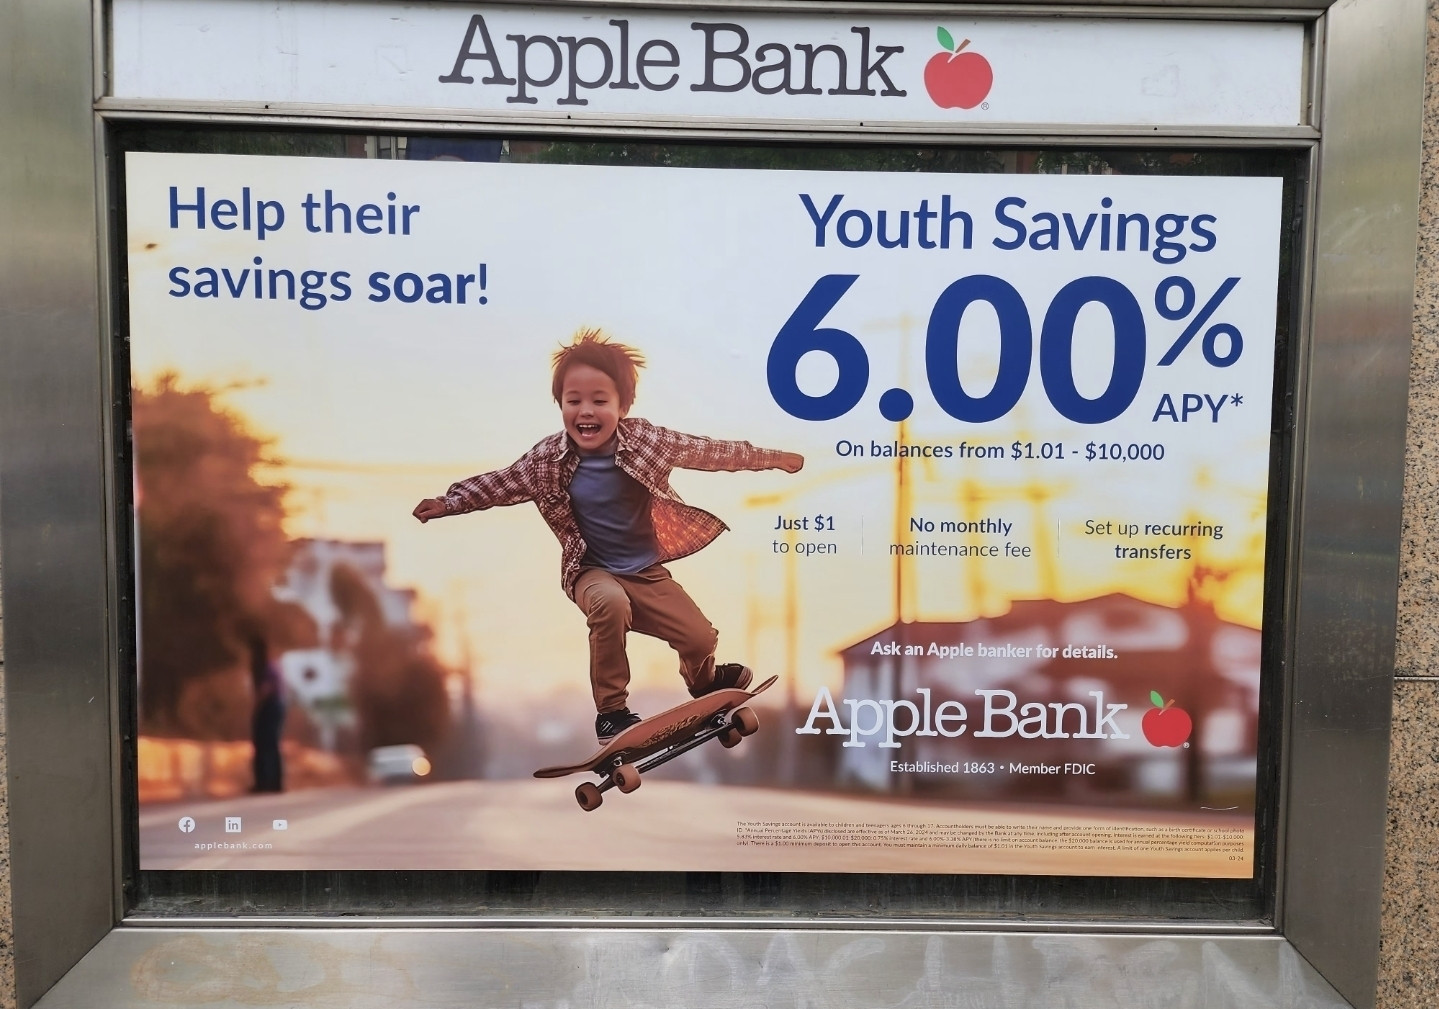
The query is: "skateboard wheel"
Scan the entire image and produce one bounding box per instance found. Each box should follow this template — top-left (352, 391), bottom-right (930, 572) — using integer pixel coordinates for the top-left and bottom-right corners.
top-left (719, 726), bottom-right (744, 748)
top-left (576, 781), bottom-right (603, 811)
top-left (732, 706), bottom-right (760, 737)
top-left (613, 762), bottom-right (641, 793)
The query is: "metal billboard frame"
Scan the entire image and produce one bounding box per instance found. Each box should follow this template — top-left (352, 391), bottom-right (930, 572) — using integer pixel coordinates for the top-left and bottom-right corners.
top-left (0, 0), bottom-right (1421, 1006)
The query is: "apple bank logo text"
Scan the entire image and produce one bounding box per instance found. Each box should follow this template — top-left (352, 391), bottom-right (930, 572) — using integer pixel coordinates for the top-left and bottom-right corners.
top-left (797, 687), bottom-right (1129, 748)
top-left (439, 15), bottom-right (907, 105)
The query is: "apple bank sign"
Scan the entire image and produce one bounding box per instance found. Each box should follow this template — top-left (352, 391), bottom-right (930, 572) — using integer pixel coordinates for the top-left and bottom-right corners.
top-left (439, 15), bottom-right (993, 111)
top-left (794, 686), bottom-right (1196, 750)
top-left (110, 2), bottom-right (1307, 129)
top-left (424, 9), bottom-right (1303, 125)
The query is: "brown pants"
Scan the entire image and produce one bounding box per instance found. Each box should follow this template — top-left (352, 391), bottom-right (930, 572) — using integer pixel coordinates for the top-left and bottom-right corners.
top-left (573, 565), bottom-right (718, 713)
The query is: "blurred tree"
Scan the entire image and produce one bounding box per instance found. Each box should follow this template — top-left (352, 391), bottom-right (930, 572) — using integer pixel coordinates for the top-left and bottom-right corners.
top-left (330, 563), bottom-right (451, 753)
top-left (133, 374), bottom-right (314, 737)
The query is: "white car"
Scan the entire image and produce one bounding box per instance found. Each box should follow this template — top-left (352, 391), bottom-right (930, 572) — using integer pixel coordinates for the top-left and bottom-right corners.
top-left (367, 744), bottom-right (433, 785)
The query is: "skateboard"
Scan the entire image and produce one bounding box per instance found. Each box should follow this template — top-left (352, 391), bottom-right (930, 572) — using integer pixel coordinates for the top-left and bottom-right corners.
top-left (534, 674), bottom-right (777, 811)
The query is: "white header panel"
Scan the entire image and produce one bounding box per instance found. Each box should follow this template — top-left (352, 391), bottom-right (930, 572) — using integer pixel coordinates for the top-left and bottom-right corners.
top-left (110, 2), bottom-right (1306, 129)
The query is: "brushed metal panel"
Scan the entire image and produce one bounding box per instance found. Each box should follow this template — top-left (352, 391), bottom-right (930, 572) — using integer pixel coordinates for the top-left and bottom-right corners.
top-left (124, 915), bottom-right (1273, 932)
top-left (93, 100), bottom-right (1324, 141)
top-left (36, 927), bottom-right (1350, 1009)
top-left (0, 0), bottom-right (118, 1005)
top-left (407, 0), bottom-right (1333, 11)
top-left (1282, 0), bottom-right (1425, 1006)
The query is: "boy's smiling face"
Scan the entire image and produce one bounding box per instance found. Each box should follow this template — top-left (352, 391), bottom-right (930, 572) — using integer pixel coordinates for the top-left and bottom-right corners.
top-left (561, 363), bottom-right (627, 454)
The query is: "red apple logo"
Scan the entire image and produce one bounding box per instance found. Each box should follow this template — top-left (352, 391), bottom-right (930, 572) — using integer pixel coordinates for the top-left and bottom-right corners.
top-left (924, 28), bottom-right (993, 110)
top-left (1141, 691), bottom-right (1193, 748)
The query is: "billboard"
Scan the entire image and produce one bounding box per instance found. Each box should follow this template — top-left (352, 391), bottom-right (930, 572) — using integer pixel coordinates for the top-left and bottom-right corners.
top-left (111, 2), bottom-right (1306, 129)
top-left (128, 149), bottom-right (1280, 876)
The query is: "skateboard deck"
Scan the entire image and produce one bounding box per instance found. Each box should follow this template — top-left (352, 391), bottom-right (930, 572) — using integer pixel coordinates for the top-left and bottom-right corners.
top-left (535, 674), bottom-right (777, 811)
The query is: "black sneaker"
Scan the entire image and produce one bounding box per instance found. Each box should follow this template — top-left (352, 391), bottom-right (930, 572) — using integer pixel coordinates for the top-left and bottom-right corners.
top-left (690, 662), bottom-right (753, 698)
top-left (596, 708), bottom-right (642, 744)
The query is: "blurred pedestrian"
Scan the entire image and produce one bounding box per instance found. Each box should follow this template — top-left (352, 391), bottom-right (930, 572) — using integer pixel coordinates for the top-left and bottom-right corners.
top-left (249, 635), bottom-right (286, 793)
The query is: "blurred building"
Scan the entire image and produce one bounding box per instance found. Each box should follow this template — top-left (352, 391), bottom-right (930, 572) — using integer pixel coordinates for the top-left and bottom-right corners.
top-left (270, 538), bottom-right (421, 751)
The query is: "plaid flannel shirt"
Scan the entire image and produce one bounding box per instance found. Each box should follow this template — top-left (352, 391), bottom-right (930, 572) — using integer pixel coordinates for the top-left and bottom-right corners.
top-left (441, 417), bottom-right (789, 599)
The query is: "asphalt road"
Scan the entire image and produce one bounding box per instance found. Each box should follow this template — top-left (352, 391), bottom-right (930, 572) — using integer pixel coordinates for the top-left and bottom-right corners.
top-left (140, 779), bottom-right (1252, 875)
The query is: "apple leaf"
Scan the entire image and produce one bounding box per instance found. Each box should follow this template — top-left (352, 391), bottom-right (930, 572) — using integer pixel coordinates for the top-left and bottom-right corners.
top-left (937, 26), bottom-right (956, 51)
top-left (1149, 690), bottom-right (1165, 708)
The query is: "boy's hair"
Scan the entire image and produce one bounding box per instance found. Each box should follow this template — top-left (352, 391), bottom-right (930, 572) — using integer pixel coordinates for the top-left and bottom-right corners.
top-left (551, 328), bottom-right (646, 411)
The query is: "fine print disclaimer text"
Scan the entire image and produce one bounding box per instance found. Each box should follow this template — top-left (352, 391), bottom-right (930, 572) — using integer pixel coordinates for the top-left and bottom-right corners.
top-left (734, 821), bottom-right (1247, 855)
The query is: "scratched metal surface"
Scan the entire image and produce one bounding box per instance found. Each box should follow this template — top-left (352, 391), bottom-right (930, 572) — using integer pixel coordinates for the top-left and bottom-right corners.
top-left (1281, 0), bottom-right (1426, 1004)
top-left (0, 0), bottom-right (118, 1003)
top-left (35, 928), bottom-right (1349, 1009)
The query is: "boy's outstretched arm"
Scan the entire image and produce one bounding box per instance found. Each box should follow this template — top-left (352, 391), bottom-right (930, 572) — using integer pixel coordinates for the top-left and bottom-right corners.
top-left (412, 455), bottom-right (538, 523)
top-left (413, 497), bottom-right (449, 523)
top-left (651, 423), bottom-right (803, 474)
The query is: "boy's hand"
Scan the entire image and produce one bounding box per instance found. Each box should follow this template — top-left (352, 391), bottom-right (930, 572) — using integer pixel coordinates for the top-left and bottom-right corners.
top-left (412, 497), bottom-right (449, 523)
top-left (778, 452), bottom-right (804, 473)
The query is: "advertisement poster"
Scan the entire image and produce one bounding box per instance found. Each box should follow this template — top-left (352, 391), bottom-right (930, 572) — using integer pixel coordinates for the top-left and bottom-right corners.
top-left (129, 150), bottom-right (1280, 876)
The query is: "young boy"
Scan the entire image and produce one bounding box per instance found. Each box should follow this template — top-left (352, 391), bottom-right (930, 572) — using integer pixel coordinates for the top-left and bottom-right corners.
top-left (413, 329), bottom-right (803, 743)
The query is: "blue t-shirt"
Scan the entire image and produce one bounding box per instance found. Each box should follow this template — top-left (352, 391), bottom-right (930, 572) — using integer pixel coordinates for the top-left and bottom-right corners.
top-left (568, 452), bottom-right (660, 574)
